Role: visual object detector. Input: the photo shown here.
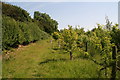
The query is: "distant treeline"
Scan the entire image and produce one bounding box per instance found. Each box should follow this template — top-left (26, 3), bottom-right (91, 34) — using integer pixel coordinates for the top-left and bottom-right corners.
top-left (2, 2), bottom-right (58, 50)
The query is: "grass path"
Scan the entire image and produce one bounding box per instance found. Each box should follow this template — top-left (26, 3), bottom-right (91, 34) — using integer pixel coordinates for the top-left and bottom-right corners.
top-left (3, 39), bottom-right (117, 78)
top-left (3, 39), bottom-right (52, 78)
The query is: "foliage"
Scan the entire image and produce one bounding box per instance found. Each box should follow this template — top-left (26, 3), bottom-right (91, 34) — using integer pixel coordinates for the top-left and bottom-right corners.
top-left (2, 15), bottom-right (20, 49)
top-left (52, 32), bottom-right (61, 40)
top-left (61, 26), bottom-right (78, 52)
top-left (2, 2), bottom-right (32, 22)
top-left (110, 24), bottom-right (120, 50)
top-left (52, 21), bottom-right (120, 78)
top-left (2, 2), bottom-right (59, 50)
top-left (2, 2), bottom-right (59, 35)
top-left (2, 2), bottom-right (120, 78)
top-left (34, 11), bottom-right (58, 34)
top-left (2, 15), bottom-right (50, 50)
top-left (52, 25), bottom-right (78, 60)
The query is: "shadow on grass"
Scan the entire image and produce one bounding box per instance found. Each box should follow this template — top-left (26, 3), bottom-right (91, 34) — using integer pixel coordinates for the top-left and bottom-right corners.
top-left (32, 74), bottom-right (42, 77)
top-left (74, 56), bottom-right (89, 60)
top-left (39, 58), bottom-right (67, 65)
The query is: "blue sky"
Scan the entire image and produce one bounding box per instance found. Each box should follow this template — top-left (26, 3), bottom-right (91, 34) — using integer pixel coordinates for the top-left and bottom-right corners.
top-left (8, 2), bottom-right (118, 30)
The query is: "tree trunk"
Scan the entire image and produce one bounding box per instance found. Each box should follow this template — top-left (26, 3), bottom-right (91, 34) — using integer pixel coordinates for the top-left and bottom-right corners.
top-left (58, 41), bottom-right (60, 48)
top-left (117, 43), bottom-right (120, 68)
top-left (85, 42), bottom-right (87, 52)
top-left (70, 51), bottom-right (72, 60)
top-left (117, 56), bottom-right (120, 68)
top-left (104, 57), bottom-right (108, 78)
top-left (111, 46), bottom-right (117, 80)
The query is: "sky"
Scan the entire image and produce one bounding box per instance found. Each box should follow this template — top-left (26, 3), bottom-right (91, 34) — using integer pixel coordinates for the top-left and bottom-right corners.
top-left (2, 0), bottom-right (120, 2)
top-left (8, 2), bottom-right (118, 31)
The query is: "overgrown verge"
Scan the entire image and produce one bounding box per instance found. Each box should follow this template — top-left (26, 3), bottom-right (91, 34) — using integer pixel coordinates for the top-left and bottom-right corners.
top-left (2, 15), bottom-right (50, 50)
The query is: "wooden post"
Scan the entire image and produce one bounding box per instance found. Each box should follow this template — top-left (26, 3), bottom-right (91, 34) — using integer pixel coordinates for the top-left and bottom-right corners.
top-left (111, 46), bottom-right (117, 80)
top-left (117, 56), bottom-right (120, 68)
top-left (50, 39), bottom-right (53, 43)
top-left (70, 51), bottom-right (72, 60)
top-left (85, 42), bottom-right (87, 52)
top-left (58, 41), bottom-right (60, 48)
top-left (117, 44), bottom-right (120, 68)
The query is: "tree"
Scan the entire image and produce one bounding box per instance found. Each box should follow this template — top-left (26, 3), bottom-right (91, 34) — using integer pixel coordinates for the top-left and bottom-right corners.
top-left (53, 25), bottom-right (78, 60)
top-left (34, 11), bottom-right (58, 34)
top-left (2, 2), bottom-right (32, 22)
top-left (2, 15), bottom-right (50, 50)
top-left (88, 22), bottom-right (120, 78)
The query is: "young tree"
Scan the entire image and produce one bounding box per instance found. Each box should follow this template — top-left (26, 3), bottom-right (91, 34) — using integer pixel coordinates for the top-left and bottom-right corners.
top-left (53, 25), bottom-right (78, 60)
top-left (61, 26), bottom-right (78, 60)
top-left (89, 22), bottom-right (120, 78)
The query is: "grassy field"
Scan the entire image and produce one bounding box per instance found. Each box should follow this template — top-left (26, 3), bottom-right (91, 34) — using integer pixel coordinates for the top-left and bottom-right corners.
top-left (2, 39), bottom-right (120, 78)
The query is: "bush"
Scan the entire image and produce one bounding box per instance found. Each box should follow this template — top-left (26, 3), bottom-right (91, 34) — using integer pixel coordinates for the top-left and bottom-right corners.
top-left (2, 15), bottom-right (50, 50)
top-left (2, 16), bottom-right (19, 49)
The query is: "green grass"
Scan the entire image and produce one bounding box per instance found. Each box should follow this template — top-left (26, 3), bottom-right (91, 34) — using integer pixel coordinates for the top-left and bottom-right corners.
top-left (2, 39), bottom-right (120, 78)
